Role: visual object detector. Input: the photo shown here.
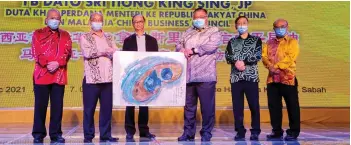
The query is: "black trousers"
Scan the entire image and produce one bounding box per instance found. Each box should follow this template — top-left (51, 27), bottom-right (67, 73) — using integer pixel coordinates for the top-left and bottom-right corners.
top-left (231, 81), bottom-right (261, 135)
top-left (82, 78), bottom-right (113, 140)
top-left (183, 82), bottom-right (216, 138)
top-left (32, 83), bottom-right (65, 139)
top-left (125, 106), bottom-right (150, 136)
top-left (267, 78), bottom-right (300, 137)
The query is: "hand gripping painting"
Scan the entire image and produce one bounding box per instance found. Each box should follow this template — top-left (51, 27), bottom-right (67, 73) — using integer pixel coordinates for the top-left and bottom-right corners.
top-left (113, 51), bottom-right (186, 106)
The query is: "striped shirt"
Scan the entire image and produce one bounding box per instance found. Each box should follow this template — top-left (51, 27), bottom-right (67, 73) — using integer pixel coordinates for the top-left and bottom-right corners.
top-left (175, 26), bottom-right (221, 83)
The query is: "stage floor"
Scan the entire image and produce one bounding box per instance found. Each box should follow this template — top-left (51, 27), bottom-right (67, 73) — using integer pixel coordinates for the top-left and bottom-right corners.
top-left (0, 123), bottom-right (349, 145)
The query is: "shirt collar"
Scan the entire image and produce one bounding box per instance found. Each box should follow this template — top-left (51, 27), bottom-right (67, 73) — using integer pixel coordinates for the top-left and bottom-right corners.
top-left (44, 26), bottom-right (60, 34)
top-left (135, 32), bottom-right (146, 36)
top-left (275, 35), bottom-right (289, 41)
top-left (236, 34), bottom-right (253, 39)
top-left (90, 30), bottom-right (105, 37)
top-left (192, 25), bottom-right (209, 32)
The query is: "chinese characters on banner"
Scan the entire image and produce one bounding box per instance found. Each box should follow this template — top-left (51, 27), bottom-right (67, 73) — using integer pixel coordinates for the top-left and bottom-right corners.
top-left (6, 31), bottom-right (299, 62)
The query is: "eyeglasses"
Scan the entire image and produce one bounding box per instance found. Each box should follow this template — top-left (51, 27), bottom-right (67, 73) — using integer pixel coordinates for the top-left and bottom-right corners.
top-left (91, 19), bottom-right (103, 22)
top-left (133, 21), bottom-right (145, 24)
top-left (48, 17), bottom-right (60, 20)
top-left (274, 25), bottom-right (288, 29)
top-left (236, 23), bottom-right (248, 26)
top-left (194, 16), bottom-right (208, 19)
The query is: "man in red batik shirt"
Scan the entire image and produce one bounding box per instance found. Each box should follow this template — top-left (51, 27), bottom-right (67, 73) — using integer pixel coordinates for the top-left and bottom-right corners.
top-left (31, 8), bottom-right (72, 144)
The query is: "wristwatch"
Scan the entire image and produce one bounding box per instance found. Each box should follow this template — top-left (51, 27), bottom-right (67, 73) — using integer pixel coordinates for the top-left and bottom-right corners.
top-left (191, 48), bottom-right (196, 54)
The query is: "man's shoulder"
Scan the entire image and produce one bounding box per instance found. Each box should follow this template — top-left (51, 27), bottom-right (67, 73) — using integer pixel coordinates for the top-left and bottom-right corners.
top-left (207, 26), bottom-right (219, 32)
top-left (248, 35), bottom-right (262, 44)
top-left (58, 29), bottom-right (70, 35)
top-left (286, 36), bottom-right (298, 43)
top-left (104, 32), bottom-right (115, 40)
top-left (145, 34), bottom-right (157, 41)
top-left (266, 38), bottom-right (275, 44)
top-left (124, 34), bottom-right (136, 41)
top-left (33, 27), bottom-right (48, 35)
top-left (228, 34), bottom-right (242, 43)
top-left (249, 35), bottom-right (260, 40)
top-left (185, 27), bottom-right (194, 32)
top-left (80, 32), bottom-right (91, 40)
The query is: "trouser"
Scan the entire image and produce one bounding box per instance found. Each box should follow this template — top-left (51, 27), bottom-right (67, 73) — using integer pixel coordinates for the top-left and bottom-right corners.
top-left (125, 106), bottom-right (150, 136)
top-left (82, 78), bottom-right (113, 140)
top-left (267, 78), bottom-right (300, 137)
top-left (183, 82), bottom-right (216, 138)
top-left (231, 81), bottom-right (261, 135)
top-left (32, 83), bottom-right (65, 139)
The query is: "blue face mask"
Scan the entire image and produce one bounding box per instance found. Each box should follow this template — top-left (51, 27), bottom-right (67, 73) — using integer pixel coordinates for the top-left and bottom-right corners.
top-left (91, 22), bottom-right (103, 31)
top-left (193, 19), bottom-right (205, 29)
top-left (47, 19), bottom-right (60, 30)
top-left (237, 25), bottom-right (248, 34)
top-left (274, 28), bottom-right (287, 38)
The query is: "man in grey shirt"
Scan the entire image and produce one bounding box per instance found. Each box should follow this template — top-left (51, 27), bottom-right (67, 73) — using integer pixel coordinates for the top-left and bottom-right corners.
top-left (136, 31), bottom-right (146, 52)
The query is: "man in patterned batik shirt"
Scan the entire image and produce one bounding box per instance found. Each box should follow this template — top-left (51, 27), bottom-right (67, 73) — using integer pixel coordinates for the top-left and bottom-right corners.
top-left (225, 16), bottom-right (262, 141)
top-left (79, 12), bottom-right (118, 143)
top-left (262, 19), bottom-right (300, 141)
top-left (176, 7), bottom-right (221, 142)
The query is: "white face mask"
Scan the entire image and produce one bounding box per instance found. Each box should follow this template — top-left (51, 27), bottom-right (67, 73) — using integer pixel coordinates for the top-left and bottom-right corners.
top-left (192, 18), bottom-right (205, 29)
top-left (237, 25), bottom-right (248, 34)
top-left (47, 19), bottom-right (60, 30)
top-left (91, 22), bottom-right (103, 31)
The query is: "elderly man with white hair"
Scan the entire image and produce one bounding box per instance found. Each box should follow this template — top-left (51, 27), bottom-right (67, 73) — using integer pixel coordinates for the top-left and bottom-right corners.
top-left (79, 12), bottom-right (118, 143)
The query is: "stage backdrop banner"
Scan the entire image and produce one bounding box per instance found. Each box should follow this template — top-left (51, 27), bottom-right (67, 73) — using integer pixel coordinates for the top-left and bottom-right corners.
top-left (112, 51), bottom-right (186, 107)
top-left (0, 1), bottom-right (349, 107)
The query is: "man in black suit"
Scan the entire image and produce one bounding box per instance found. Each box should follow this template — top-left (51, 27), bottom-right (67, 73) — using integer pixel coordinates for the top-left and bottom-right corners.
top-left (122, 14), bottom-right (158, 142)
